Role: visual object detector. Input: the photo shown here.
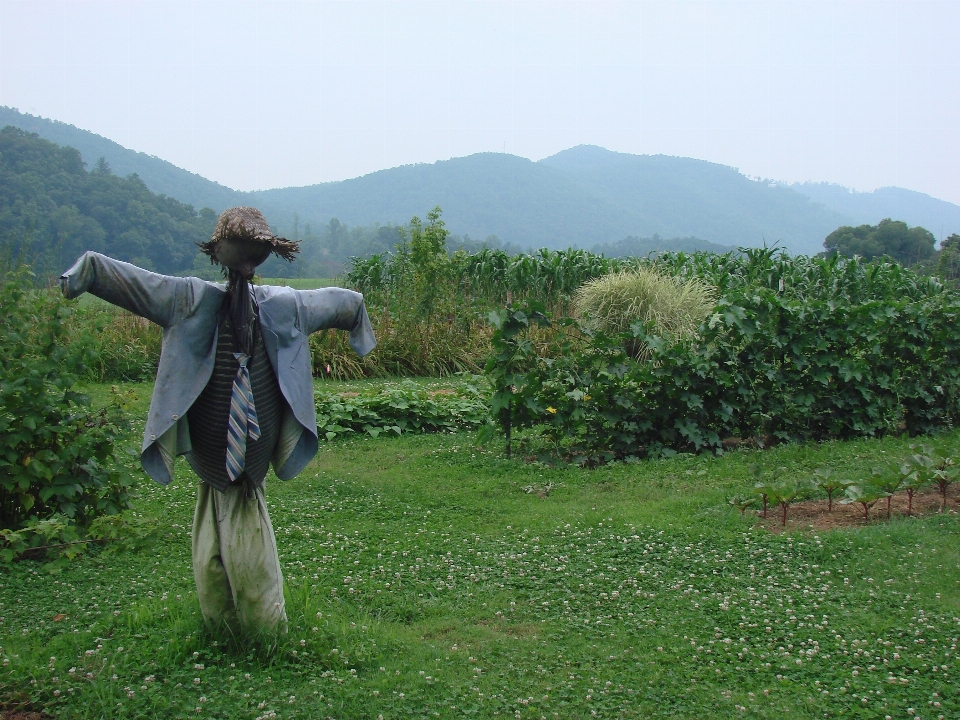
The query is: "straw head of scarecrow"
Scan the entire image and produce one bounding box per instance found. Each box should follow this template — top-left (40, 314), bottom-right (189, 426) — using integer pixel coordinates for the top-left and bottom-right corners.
top-left (199, 207), bottom-right (300, 280)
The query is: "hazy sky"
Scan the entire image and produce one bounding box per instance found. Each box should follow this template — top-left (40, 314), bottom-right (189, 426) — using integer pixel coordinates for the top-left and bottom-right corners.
top-left (1, 1), bottom-right (958, 203)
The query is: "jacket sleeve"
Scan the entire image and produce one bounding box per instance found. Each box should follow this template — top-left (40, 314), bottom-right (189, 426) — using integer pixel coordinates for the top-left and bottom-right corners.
top-left (59, 251), bottom-right (199, 328)
top-left (297, 287), bottom-right (377, 357)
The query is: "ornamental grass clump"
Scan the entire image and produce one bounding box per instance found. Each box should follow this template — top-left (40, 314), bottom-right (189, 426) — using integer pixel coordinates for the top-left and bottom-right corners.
top-left (573, 266), bottom-right (716, 357)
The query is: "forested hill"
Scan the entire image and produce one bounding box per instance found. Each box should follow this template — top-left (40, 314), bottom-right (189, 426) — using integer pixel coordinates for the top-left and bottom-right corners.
top-left (0, 107), bottom-right (241, 213)
top-left (0, 127), bottom-right (215, 277)
top-left (790, 181), bottom-right (960, 238)
top-left (5, 106), bottom-right (960, 255)
top-left (248, 149), bottom-right (843, 255)
top-left (252, 152), bottom-right (637, 249)
top-left (537, 146), bottom-right (849, 255)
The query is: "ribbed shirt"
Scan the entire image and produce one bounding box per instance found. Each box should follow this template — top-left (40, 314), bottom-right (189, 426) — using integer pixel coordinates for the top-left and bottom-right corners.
top-left (186, 306), bottom-right (283, 492)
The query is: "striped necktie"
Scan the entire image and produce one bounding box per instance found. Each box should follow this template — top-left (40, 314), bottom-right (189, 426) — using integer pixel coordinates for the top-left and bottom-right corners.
top-left (225, 352), bottom-right (262, 481)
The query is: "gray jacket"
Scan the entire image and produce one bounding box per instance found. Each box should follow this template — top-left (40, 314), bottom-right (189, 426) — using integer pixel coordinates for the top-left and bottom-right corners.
top-left (60, 252), bottom-right (376, 486)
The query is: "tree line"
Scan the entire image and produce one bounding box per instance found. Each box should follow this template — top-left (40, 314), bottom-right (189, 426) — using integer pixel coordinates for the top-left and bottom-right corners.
top-left (823, 218), bottom-right (960, 283)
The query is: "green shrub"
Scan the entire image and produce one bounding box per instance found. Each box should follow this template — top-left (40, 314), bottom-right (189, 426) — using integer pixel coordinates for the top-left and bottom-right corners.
top-left (479, 304), bottom-right (552, 457)
top-left (483, 254), bottom-right (960, 463)
top-left (0, 268), bottom-right (136, 538)
top-left (573, 266), bottom-right (716, 356)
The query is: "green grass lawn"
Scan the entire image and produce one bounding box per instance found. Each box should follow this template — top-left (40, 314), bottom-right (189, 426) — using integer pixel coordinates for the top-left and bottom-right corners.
top-left (258, 278), bottom-right (340, 290)
top-left (1, 381), bottom-right (958, 719)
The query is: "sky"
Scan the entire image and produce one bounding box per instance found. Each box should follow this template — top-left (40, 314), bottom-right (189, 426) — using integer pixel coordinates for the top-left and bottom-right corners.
top-left (1, 0), bottom-right (958, 204)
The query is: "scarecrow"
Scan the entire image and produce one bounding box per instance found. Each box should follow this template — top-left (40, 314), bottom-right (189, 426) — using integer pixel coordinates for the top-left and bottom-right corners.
top-left (60, 207), bottom-right (376, 634)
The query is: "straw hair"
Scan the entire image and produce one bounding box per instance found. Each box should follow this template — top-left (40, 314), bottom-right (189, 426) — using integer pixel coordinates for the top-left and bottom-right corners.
top-left (198, 207), bottom-right (300, 265)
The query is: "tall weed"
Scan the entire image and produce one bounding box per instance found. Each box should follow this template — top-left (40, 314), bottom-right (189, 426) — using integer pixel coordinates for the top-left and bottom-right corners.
top-left (65, 301), bottom-right (161, 382)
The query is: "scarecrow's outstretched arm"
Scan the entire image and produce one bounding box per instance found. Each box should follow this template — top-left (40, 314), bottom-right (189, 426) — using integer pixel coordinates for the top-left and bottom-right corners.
top-left (298, 287), bottom-right (377, 357)
top-left (60, 251), bottom-right (200, 329)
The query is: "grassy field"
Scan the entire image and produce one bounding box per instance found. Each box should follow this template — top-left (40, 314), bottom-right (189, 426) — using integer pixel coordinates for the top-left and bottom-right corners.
top-left (1, 380), bottom-right (958, 719)
top-left (258, 278), bottom-right (340, 290)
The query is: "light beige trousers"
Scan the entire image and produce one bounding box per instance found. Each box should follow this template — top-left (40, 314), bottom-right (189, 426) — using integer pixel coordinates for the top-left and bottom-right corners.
top-left (192, 481), bottom-right (287, 635)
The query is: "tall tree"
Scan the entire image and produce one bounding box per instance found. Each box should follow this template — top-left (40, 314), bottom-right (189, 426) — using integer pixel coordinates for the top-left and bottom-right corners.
top-left (823, 218), bottom-right (936, 265)
top-left (937, 233), bottom-right (960, 283)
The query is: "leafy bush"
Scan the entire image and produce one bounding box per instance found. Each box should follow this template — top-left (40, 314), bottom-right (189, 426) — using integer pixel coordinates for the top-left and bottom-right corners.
top-left (812, 467), bottom-right (848, 512)
top-left (0, 511), bottom-right (157, 569)
top-left (766, 477), bottom-right (812, 526)
top-left (0, 268), bottom-right (136, 544)
top-left (840, 482), bottom-right (887, 521)
top-left (866, 464), bottom-right (906, 519)
top-left (478, 305), bottom-right (552, 457)
top-left (482, 252), bottom-right (960, 464)
top-left (315, 379), bottom-right (488, 440)
top-left (573, 266), bottom-right (716, 357)
top-left (908, 443), bottom-right (960, 512)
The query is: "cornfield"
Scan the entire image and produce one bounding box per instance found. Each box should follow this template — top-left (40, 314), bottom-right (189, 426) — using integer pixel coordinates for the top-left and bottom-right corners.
top-left (347, 247), bottom-right (631, 312)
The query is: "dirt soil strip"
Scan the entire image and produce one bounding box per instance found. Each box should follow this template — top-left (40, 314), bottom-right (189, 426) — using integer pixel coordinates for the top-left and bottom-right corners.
top-left (755, 485), bottom-right (960, 532)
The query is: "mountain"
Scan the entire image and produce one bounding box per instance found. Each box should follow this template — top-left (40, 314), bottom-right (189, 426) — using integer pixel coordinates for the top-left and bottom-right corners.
top-left (248, 149), bottom-right (843, 255)
top-left (791, 182), bottom-right (960, 242)
top-left (250, 148), bottom-right (849, 254)
top-left (250, 152), bottom-right (639, 250)
top-left (0, 127), bottom-right (214, 277)
top-left (0, 107), bottom-right (241, 212)
top-left (539, 146), bottom-right (849, 255)
top-left (4, 107), bottom-right (960, 256)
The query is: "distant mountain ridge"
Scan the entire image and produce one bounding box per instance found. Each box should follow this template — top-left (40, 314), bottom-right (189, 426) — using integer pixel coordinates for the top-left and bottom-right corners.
top-left (537, 146), bottom-right (850, 255)
top-left (0, 107), bottom-right (241, 212)
top-left (4, 106), bottom-right (960, 256)
top-left (789, 182), bottom-right (960, 240)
